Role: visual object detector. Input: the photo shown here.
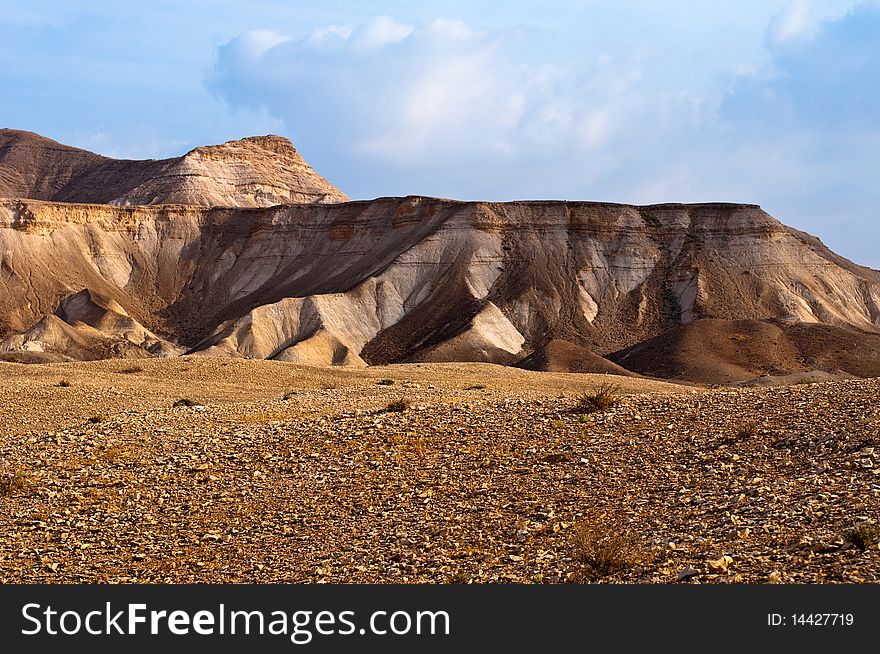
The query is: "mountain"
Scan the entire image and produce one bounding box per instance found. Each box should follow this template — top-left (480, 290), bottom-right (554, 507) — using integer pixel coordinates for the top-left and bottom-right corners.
top-left (0, 132), bottom-right (878, 384)
top-left (2, 194), bottom-right (879, 382)
top-left (0, 129), bottom-right (348, 206)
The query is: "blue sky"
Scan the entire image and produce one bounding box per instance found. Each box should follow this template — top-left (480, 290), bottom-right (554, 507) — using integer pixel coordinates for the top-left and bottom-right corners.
top-left (1, 1), bottom-right (878, 267)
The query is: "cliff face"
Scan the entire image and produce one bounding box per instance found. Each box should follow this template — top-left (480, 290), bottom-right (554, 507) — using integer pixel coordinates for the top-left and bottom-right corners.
top-left (0, 130), bottom-right (348, 207)
top-left (1, 130), bottom-right (878, 380)
top-left (1, 196), bottom-right (879, 377)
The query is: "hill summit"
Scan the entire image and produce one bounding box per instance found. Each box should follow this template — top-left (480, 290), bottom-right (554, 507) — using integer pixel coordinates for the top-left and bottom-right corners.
top-left (0, 129), bottom-right (348, 207)
top-left (0, 131), bottom-right (879, 385)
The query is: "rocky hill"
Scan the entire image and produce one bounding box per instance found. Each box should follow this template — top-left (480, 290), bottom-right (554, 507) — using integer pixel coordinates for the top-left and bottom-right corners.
top-left (0, 129), bottom-right (348, 207)
top-left (1, 191), bottom-right (879, 383)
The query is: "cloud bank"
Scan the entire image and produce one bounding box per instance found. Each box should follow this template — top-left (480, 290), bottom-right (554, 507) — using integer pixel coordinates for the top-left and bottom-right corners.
top-left (209, 4), bottom-right (880, 267)
top-left (209, 15), bottom-right (653, 199)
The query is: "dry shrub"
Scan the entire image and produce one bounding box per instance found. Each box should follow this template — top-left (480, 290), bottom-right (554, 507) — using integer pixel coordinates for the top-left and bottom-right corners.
top-left (0, 470), bottom-right (29, 497)
top-left (99, 443), bottom-right (134, 463)
top-left (385, 397), bottom-right (412, 413)
top-left (574, 382), bottom-right (620, 414)
top-left (570, 512), bottom-right (642, 581)
top-left (845, 524), bottom-right (880, 551)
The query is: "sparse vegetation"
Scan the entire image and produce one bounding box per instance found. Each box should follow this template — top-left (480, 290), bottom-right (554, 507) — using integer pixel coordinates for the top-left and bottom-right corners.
top-left (172, 398), bottom-right (201, 408)
top-left (57, 379), bottom-right (71, 387)
top-left (573, 382), bottom-right (620, 414)
top-left (640, 210), bottom-right (662, 229)
top-left (570, 513), bottom-right (642, 581)
top-left (2, 356), bottom-right (879, 584)
top-left (713, 421), bottom-right (759, 449)
top-left (0, 470), bottom-right (29, 497)
top-left (99, 444), bottom-right (132, 463)
top-left (730, 333), bottom-right (749, 342)
top-left (844, 524), bottom-right (880, 551)
top-left (377, 379), bottom-right (395, 386)
top-left (466, 384), bottom-right (487, 390)
top-left (118, 365), bottom-right (144, 374)
top-left (385, 397), bottom-right (412, 413)
top-left (87, 415), bottom-right (105, 424)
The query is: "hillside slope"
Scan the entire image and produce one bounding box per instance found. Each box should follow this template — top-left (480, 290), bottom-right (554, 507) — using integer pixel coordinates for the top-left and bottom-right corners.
top-left (1, 196), bottom-right (879, 382)
top-left (0, 129), bottom-right (348, 206)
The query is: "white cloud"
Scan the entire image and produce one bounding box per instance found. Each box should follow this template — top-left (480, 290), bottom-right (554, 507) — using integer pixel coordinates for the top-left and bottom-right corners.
top-left (211, 16), bottom-right (644, 180)
top-left (769, 0), bottom-right (818, 44)
top-left (209, 11), bottom-right (880, 267)
top-left (424, 18), bottom-right (484, 42)
top-left (236, 29), bottom-right (291, 59)
top-left (307, 25), bottom-right (354, 46)
top-left (353, 16), bottom-right (413, 50)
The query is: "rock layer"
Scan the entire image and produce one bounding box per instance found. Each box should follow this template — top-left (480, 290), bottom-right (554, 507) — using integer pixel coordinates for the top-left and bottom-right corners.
top-left (1, 195), bottom-right (879, 382)
top-left (0, 129), bottom-right (347, 207)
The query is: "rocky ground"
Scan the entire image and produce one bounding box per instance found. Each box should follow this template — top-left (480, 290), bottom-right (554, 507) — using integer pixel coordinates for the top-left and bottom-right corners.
top-left (1, 358), bottom-right (878, 584)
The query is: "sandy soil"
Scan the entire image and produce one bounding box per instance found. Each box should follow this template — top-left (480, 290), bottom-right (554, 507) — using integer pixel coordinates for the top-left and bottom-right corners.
top-left (1, 358), bottom-right (877, 583)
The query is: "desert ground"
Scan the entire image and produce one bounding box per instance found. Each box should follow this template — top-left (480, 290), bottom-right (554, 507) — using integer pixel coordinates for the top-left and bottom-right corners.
top-left (1, 357), bottom-right (877, 584)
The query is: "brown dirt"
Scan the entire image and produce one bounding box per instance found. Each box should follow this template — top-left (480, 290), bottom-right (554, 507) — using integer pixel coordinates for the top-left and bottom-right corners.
top-left (1, 358), bottom-right (877, 584)
top-left (517, 339), bottom-right (636, 376)
top-left (0, 129), bottom-right (346, 206)
top-left (610, 318), bottom-right (880, 384)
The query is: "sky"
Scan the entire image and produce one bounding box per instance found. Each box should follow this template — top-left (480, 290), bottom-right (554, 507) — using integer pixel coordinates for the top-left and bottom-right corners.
top-left (1, 0), bottom-right (878, 267)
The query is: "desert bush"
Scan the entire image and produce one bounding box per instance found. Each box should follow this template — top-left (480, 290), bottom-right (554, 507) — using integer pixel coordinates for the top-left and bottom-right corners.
top-left (466, 384), bottom-right (487, 390)
top-left (118, 366), bottom-right (144, 374)
top-left (640, 210), bottom-right (662, 228)
top-left (550, 419), bottom-right (565, 430)
top-left (282, 390), bottom-right (297, 401)
top-left (844, 524), bottom-right (880, 551)
top-left (385, 397), bottom-right (411, 413)
top-left (574, 382), bottom-right (620, 414)
top-left (57, 379), bottom-right (71, 387)
top-left (99, 444), bottom-right (132, 463)
top-left (377, 379), bottom-right (395, 386)
top-left (0, 471), bottom-right (29, 497)
top-left (713, 421), bottom-right (760, 450)
top-left (570, 513), bottom-right (642, 581)
top-left (87, 415), bottom-right (105, 424)
top-left (173, 398), bottom-right (201, 408)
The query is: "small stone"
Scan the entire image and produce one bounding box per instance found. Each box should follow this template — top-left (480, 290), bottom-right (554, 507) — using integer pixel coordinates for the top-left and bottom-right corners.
top-left (676, 566), bottom-right (699, 581)
top-left (707, 555), bottom-right (733, 573)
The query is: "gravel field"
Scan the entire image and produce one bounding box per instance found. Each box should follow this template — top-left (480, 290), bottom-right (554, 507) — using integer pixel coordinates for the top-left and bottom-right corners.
top-left (1, 358), bottom-right (878, 583)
